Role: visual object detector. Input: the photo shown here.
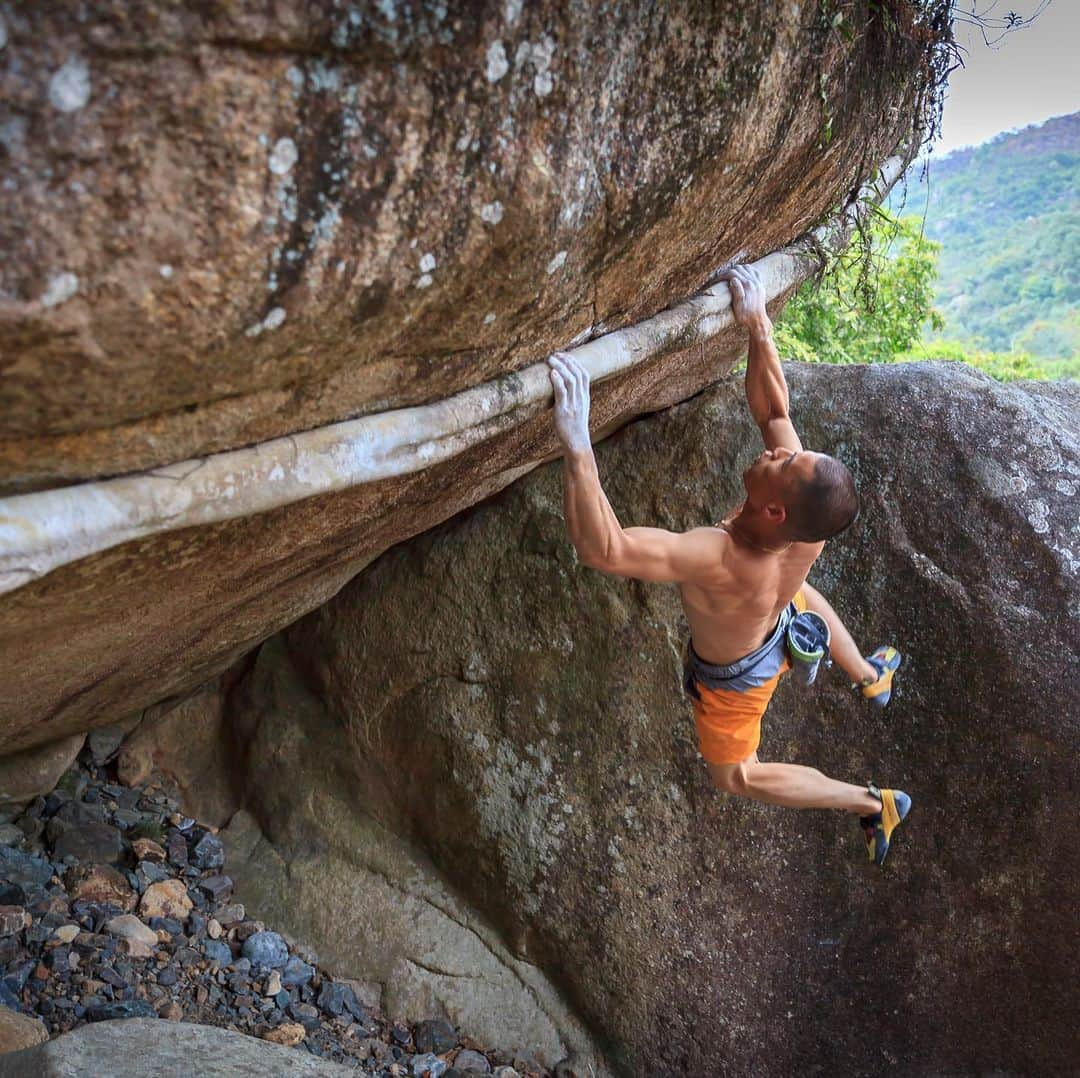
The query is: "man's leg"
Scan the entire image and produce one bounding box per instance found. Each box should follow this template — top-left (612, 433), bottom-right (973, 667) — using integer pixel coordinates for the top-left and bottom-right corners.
top-left (801, 583), bottom-right (877, 685)
top-left (707, 753), bottom-right (881, 814)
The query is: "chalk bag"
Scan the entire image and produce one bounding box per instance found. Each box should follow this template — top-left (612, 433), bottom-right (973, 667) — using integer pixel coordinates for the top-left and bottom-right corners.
top-left (786, 610), bottom-right (832, 687)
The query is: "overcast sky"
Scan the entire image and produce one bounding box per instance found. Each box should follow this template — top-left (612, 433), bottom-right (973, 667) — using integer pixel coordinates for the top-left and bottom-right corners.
top-left (933, 1), bottom-right (1080, 155)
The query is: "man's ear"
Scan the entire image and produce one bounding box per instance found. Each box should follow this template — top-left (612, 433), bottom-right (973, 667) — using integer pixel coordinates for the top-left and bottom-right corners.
top-left (765, 502), bottom-right (786, 524)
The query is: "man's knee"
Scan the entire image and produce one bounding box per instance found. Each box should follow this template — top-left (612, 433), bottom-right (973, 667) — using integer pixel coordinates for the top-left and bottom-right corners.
top-left (708, 758), bottom-right (755, 796)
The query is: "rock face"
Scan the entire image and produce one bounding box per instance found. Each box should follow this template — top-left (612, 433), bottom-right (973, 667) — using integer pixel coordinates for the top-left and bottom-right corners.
top-left (221, 637), bottom-right (602, 1071)
top-left (0, 1018), bottom-right (356, 1077)
top-left (0, 1), bottom-right (947, 755)
top-left (234, 363), bottom-right (1077, 1075)
top-left (0, 2), bottom-right (935, 490)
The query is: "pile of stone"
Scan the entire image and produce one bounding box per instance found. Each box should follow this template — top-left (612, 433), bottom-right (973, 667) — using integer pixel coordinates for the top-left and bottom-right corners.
top-left (0, 746), bottom-right (544, 1077)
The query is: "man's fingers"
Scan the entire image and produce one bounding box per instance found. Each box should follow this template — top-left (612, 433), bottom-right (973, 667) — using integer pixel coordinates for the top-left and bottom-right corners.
top-left (550, 368), bottom-right (570, 408)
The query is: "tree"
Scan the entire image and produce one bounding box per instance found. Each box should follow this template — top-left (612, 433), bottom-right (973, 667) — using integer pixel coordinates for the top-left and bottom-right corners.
top-left (774, 210), bottom-right (944, 365)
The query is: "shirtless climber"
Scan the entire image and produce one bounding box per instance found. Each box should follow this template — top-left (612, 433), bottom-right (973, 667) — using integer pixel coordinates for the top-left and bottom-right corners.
top-left (546, 264), bottom-right (910, 866)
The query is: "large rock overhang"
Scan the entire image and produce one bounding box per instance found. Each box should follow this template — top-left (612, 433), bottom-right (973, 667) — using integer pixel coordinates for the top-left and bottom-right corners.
top-left (0, 1), bottom-right (946, 750)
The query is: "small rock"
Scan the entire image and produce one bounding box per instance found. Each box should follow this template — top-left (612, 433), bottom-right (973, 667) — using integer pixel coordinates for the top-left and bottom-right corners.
top-left (149, 916), bottom-right (184, 936)
top-left (411, 1054), bottom-right (448, 1078)
top-left (0, 905), bottom-right (29, 936)
top-left (242, 930), bottom-right (288, 969)
top-left (51, 923), bottom-right (80, 944)
top-left (199, 874), bottom-right (233, 903)
top-left (0, 883), bottom-right (26, 906)
top-left (48, 810), bottom-right (124, 864)
top-left (86, 999), bottom-right (158, 1022)
top-left (233, 920), bottom-right (265, 942)
top-left (0, 847), bottom-right (54, 889)
top-left (288, 1000), bottom-right (320, 1030)
top-left (161, 1000), bottom-right (184, 1021)
top-left (318, 980), bottom-right (368, 1023)
top-left (98, 966), bottom-right (127, 989)
top-left (190, 832), bottom-right (224, 870)
top-left (156, 966), bottom-right (178, 987)
top-left (265, 970), bottom-right (282, 996)
top-left (104, 914), bottom-right (158, 948)
top-left (87, 726), bottom-right (126, 767)
top-left (203, 939), bottom-right (231, 967)
top-left (175, 946), bottom-right (202, 968)
top-left (280, 954), bottom-right (315, 987)
top-left (262, 1021), bottom-right (305, 1047)
top-left (415, 1018), bottom-right (457, 1054)
top-left (454, 1050), bottom-right (493, 1073)
top-left (65, 864), bottom-right (137, 911)
top-left (0, 823), bottom-right (25, 846)
top-left (215, 902), bottom-right (244, 926)
top-left (132, 837), bottom-right (166, 863)
top-left (122, 938), bottom-right (156, 959)
top-left (165, 832), bottom-right (188, 867)
top-left (139, 879), bottom-right (192, 922)
top-left (207, 918), bottom-right (222, 939)
top-left (136, 861), bottom-right (172, 887)
top-left (492, 1069), bottom-right (521, 1078)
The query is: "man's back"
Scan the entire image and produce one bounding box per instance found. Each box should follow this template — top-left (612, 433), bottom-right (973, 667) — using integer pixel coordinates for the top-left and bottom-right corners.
top-left (679, 529), bottom-right (824, 665)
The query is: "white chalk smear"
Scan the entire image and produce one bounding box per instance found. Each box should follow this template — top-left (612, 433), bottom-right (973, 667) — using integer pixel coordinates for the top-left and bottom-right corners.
top-left (49, 58), bottom-right (91, 112)
top-left (41, 273), bottom-right (79, 307)
top-left (268, 138), bottom-right (298, 176)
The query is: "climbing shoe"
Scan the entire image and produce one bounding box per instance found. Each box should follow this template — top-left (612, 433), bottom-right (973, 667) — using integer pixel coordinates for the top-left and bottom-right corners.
top-left (860, 783), bottom-right (911, 867)
top-left (860, 646), bottom-right (901, 707)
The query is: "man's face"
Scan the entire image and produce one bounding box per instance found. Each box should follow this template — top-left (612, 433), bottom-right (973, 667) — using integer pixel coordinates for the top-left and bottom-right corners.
top-left (742, 446), bottom-right (820, 509)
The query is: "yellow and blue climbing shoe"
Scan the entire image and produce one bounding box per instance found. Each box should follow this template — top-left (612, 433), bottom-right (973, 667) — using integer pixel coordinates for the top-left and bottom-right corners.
top-left (861, 646), bottom-right (901, 707)
top-left (860, 783), bottom-right (911, 867)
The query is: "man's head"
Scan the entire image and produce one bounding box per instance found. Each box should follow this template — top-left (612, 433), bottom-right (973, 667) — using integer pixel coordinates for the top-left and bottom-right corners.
top-left (742, 447), bottom-right (859, 543)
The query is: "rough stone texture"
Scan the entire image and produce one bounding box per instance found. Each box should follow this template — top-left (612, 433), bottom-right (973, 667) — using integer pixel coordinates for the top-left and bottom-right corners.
top-left (247, 363), bottom-right (1077, 1076)
top-left (222, 637), bottom-right (604, 1073)
top-left (0, 1018), bottom-right (356, 1076)
top-left (0, 735), bottom-right (85, 805)
top-left (0, 2), bottom-right (933, 492)
top-left (0, 1005), bottom-right (48, 1056)
top-left (115, 683), bottom-right (237, 827)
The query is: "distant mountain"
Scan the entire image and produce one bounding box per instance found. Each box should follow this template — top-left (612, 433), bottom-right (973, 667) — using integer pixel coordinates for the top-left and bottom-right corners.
top-left (894, 112), bottom-right (1079, 364)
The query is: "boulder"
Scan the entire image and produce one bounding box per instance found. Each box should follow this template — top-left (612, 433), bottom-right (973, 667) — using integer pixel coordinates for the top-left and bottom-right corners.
top-left (221, 643), bottom-right (602, 1073)
top-left (0, 735), bottom-right (85, 806)
top-left (0, 1018), bottom-right (355, 1076)
top-left (0, 1006), bottom-right (47, 1056)
top-left (1, 3), bottom-right (934, 488)
top-left (240, 363), bottom-right (1077, 1075)
top-left (0, 2), bottom-right (949, 757)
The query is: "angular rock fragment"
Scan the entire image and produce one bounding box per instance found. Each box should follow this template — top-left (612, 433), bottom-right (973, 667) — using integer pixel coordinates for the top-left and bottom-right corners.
top-left (242, 930), bottom-right (288, 969)
top-left (138, 880), bottom-right (191, 922)
top-left (64, 865), bottom-right (136, 912)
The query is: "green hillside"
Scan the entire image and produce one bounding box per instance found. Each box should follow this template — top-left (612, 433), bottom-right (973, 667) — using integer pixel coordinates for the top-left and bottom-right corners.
top-left (896, 113), bottom-right (1080, 368)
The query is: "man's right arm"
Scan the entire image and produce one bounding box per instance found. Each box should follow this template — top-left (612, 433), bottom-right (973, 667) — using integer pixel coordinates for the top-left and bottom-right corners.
top-left (722, 265), bottom-right (803, 452)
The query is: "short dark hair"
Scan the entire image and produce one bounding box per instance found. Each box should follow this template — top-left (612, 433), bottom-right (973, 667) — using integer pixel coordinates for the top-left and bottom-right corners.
top-left (784, 455), bottom-right (859, 542)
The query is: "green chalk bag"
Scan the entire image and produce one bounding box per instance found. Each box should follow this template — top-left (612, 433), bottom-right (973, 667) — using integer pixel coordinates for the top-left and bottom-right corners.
top-left (786, 610), bottom-right (831, 686)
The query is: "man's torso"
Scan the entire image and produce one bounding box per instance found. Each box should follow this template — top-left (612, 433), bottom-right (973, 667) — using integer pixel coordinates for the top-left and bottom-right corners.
top-left (679, 527), bottom-right (823, 665)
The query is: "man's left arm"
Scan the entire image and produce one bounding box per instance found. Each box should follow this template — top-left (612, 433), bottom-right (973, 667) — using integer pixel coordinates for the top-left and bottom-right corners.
top-left (548, 352), bottom-right (724, 584)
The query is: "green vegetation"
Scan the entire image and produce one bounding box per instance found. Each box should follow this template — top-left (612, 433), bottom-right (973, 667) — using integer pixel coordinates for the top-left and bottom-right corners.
top-left (775, 113), bottom-right (1079, 383)
top-left (774, 213), bottom-right (943, 366)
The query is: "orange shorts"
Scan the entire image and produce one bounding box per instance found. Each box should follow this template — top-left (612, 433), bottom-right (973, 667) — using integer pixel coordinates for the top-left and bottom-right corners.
top-left (690, 591), bottom-right (807, 765)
